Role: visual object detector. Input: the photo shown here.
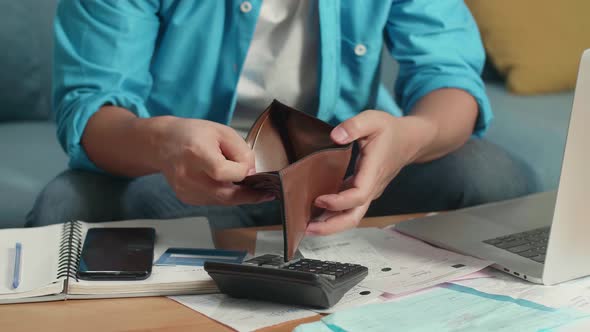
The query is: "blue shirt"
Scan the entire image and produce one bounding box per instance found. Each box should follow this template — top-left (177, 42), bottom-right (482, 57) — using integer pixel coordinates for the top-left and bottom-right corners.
top-left (53, 0), bottom-right (491, 171)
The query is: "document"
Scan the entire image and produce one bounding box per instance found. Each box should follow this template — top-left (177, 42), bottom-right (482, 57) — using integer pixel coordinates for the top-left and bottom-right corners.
top-left (298, 227), bottom-right (491, 295)
top-left (299, 229), bottom-right (399, 278)
top-left (313, 285), bottom-right (382, 314)
top-left (254, 230), bottom-right (285, 256)
top-left (294, 284), bottom-right (590, 332)
top-left (170, 293), bottom-right (316, 332)
top-left (453, 269), bottom-right (590, 313)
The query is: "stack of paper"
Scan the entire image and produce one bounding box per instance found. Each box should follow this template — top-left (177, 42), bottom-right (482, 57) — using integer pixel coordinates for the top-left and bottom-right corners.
top-left (253, 227), bottom-right (492, 314)
top-left (171, 226), bottom-right (494, 330)
top-left (294, 284), bottom-right (590, 332)
top-left (298, 227), bottom-right (491, 295)
top-left (453, 269), bottom-right (590, 313)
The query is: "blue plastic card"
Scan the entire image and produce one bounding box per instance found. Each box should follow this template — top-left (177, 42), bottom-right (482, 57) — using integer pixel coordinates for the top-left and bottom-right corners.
top-left (155, 248), bottom-right (247, 266)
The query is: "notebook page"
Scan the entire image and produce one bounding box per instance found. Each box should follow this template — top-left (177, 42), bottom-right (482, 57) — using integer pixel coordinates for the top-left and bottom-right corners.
top-left (69, 217), bottom-right (216, 295)
top-left (0, 224), bottom-right (64, 300)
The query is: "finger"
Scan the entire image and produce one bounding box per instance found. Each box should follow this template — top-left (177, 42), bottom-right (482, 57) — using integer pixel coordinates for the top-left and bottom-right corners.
top-left (306, 203), bottom-right (370, 236)
top-left (313, 176), bottom-right (353, 209)
top-left (315, 151), bottom-right (381, 211)
top-left (175, 172), bottom-right (274, 206)
top-left (350, 146), bottom-right (383, 196)
top-left (330, 111), bottom-right (385, 144)
top-left (311, 209), bottom-right (340, 223)
top-left (221, 186), bottom-right (276, 206)
top-left (170, 171), bottom-right (215, 205)
top-left (218, 127), bottom-right (256, 169)
top-left (195, 172), bottom-right (275, 206)
top-left (199, 151), bottom-right (251, 183)
top-left (315, 176), bottom-right (363, 211)
top-left (315, 189), bottom-right (367, 212)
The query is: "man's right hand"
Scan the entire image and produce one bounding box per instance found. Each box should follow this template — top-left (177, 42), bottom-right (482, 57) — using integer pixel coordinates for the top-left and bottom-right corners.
top-left (155, 117), bottom-right (273, 206)
top-left (82, 106), bottom-right (273, 207)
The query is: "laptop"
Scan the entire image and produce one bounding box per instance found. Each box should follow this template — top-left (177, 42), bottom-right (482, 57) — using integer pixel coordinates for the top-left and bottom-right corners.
top-left (396, 49), bottom-right (590, 285)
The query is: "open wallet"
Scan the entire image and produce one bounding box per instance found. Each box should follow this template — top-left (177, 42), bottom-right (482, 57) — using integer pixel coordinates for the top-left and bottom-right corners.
top-left (204, 101), bottom-right (367, 308)
top-left (239, 100), bottom-right (353, 261)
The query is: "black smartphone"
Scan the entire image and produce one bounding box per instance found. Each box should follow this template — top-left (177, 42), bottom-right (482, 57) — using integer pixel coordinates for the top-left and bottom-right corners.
top-left (77, 227), bottom-right (156, 281)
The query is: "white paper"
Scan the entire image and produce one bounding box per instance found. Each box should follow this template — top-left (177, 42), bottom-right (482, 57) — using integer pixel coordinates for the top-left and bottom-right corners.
top-left (453, 269), bottom-right (590, 313)
top-left (0, 224), bottom-right (64, 299)
top-left (299, 229), bottom-right (398, 279)
top-left (170, 293), bottom-right (316, 332)
top-left (295, 285), bottom-right (590, 332)
top-left (254, 231), bottom-right (284, 256)
top-left (299, 227), bottom-right (491, 295)
top-left (312, 285), bottom-right (381, 314)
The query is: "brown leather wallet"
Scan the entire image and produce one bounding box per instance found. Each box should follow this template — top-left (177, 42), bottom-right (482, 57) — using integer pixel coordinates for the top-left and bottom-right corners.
top-left (240, 100), bottom-right (353, 261)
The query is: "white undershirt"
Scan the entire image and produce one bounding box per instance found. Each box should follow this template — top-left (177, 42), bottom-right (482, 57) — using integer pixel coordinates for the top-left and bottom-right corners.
top-left (231, 0), bottom-right (319, 135)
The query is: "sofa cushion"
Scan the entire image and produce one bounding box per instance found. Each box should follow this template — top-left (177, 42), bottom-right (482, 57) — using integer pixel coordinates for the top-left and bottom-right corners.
top-left (0, 0), bottom-right (58, 121)
top-left (466, 0), bottom-right (590, 95)
top-left (484, 82), bottom-right (574, 191)
top-left (0, 122), bottom-right (67, 228)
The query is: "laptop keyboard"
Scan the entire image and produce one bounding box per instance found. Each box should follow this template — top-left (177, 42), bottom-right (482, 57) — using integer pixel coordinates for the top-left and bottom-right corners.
top-left (483, 227), bottom-right (550, 263)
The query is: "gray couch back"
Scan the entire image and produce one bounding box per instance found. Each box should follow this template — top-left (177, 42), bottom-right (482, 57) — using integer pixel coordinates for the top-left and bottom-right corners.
top-left (0, 0), bottom-right (58, 121)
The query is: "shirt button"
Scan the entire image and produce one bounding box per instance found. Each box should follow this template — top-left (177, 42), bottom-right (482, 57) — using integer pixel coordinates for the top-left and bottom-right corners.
top-left (354, 44), bottom-right (367, 56)
top-left (240, 1), bottom-right (252, 13)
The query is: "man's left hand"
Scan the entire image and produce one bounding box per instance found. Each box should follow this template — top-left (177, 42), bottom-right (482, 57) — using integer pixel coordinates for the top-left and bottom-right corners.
top-left (306, 110), bottom-right (435, 235)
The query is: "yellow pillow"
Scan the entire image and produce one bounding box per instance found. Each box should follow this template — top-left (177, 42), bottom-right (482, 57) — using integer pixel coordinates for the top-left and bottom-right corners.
top-left (465, 0), bottom-right (590, 95)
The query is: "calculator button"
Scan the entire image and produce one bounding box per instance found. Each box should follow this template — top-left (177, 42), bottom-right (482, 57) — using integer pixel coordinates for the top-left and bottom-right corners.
top-left (319, 273), bottom-right (336, 280)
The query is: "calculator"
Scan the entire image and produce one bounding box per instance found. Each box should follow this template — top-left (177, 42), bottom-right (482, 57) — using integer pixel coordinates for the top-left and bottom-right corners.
top-left (204, 254), bottom-right (368, 308)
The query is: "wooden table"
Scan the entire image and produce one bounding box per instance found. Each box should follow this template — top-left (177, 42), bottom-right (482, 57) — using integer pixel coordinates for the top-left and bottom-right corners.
top-left (0, 214), bottom-right (424, 332)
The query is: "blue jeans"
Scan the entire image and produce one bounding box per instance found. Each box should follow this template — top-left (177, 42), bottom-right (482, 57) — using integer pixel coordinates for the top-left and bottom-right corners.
top-left (26, 139), bottom-right (536, 228)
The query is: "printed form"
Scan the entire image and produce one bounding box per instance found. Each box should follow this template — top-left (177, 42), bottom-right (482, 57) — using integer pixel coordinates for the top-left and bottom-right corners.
top-left (294, 284), bottom-right (590, 332)
top-left (296, 227), bottom-right (491, 295)
top-left (453, 269), bottom-right (590, 313)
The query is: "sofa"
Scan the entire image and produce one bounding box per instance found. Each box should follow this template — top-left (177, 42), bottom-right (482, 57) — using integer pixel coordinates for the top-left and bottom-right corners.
top-left (0, 1), bottom-right (574, 229)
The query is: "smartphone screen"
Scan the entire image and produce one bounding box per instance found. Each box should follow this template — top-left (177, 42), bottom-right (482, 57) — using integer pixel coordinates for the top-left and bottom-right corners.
top-left (77, 227), bottom-right (156, 281)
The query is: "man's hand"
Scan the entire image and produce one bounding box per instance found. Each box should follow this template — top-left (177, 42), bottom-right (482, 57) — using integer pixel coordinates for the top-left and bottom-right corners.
top-left (156, 117), bottom-right (274, 206)
top-left (306, 111), bottom-right (433, 235)
top-left (306, 89), bottom-right (478, 235)
top-left (83, 106), bottom-right (273, 207)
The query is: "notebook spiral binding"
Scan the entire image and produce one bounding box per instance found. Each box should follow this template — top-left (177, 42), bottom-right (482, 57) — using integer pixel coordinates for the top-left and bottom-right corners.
top-left (57, 220), bottom-right (83, 283)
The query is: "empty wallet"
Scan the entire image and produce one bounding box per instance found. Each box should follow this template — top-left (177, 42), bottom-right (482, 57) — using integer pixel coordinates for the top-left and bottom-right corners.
top-left (240, 100), bottom-right (353, 261)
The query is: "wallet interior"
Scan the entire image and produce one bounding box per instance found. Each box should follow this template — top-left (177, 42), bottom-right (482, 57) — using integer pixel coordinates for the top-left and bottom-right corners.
top-left (246, 101), bottom-right (340, 173)
top-left (240, 100), bottom-right (352, 261)
top-left (240, 100), bottom-right (341, 199)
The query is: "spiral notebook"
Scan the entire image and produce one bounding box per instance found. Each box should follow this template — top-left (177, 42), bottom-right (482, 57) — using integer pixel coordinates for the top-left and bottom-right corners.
top-left (0, 217), bottom-right (218, 304)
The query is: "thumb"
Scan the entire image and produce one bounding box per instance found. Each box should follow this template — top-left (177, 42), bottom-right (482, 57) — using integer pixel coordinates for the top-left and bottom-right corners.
top-left (330, 111), bottom-right (382, 144)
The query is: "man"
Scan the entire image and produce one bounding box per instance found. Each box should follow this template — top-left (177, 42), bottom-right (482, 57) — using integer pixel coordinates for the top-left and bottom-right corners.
top-left (27, 0), bottom-right (533, 233)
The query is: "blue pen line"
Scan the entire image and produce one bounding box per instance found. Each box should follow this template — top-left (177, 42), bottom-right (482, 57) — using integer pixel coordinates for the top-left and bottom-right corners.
top-left (12, 242), bottom-right (22, 289)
